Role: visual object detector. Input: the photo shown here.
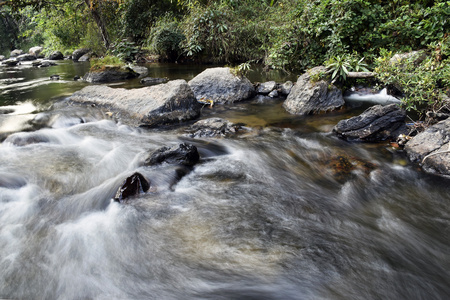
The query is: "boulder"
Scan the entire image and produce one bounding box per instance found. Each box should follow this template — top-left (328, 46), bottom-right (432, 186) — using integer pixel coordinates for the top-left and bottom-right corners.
top-left (114, 172), bottom-right (150, 203)
top-left (39, 60), bottom-right (57, 68)
top-left (29, 46), bottom-right (43, 57)
top-left (78, 53), bottom-right (91, 62)
top-left (145, 143), bottom-right (200, 167)
top-left (256, 81), bottom-right (276, 94)
top-left (2, 58), bottom-right (18, 66)
top-left (4, 132), bottom-right (50, 146)
top-left (10, 49), bottom-right (24, 57)
top-left (140, 77), bottom-right (168, 86)
top-left (279, 81), bottom-right (293, 95)
top-left (83, 65), bottom-right (139, 83)
top-left (268, 90), bottom-right (279, 98)
top-left (130, 65), bottom-right (148, 77)
top-left (188, 67), bottom-right (255, 104)
top-left (405, 118), bottom-right (450, 176)
top-left (187, 117), bottom-right (243, 138)
top-left (67, 79), bottom-right (201, 127)
top-left (16, 54), bottom-right (37, 61)
top-left (283, 66), bottom-right (344, 115)
top-left (0, 55), bottom-right (5, 61)
top-left (390, 50), bottom-right (427, 66)
top-left (333, 104), bottom-right (407, 142)
top-left (72, 48), bottom-right (90, 61)
top-left (47, 51), bottom-right (64, 60)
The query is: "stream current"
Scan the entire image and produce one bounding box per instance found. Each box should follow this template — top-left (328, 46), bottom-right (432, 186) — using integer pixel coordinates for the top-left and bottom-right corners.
top-left (0, 61), bottom-right (449, 300)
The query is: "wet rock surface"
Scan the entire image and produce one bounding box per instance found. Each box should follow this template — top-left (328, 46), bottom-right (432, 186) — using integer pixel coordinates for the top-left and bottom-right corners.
top-left (114, 172), bottom-right (150, 203)
top-left (333, 104), bottom-right (407, 142)
top-left (68, 80), bottom-right (201, 127)
top-left (140, 77), bottom-right (168, 86)
top-left (405, 118), bottom-right (450, 176)
top-left (145, 143), bottom-right (200, 167)
top-left (187, 117), bottom-right (243, 138)
top-left (283, 66), bottom-right (344, 115)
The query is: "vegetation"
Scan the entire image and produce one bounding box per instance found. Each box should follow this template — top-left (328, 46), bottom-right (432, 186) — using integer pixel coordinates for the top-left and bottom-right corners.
top-left (0, 0), bottom-right (448, 118)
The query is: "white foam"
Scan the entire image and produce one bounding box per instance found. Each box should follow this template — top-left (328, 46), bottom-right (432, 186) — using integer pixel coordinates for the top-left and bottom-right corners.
top-left (344, 88), bottom-right (401, 105)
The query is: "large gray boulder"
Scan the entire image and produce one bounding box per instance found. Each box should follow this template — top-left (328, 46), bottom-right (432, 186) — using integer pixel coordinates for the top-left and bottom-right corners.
top-left (67, 79), bottom-right (201, 127)
top-left (10, 49), bottom-right (24, 57)
top-left (188, 67), bottom-right (255, 104)
top-left (47, 51), bottom-right (64, 60)
top-left (283, 66), bottom-right (344, 115)
top-left (72, 48), bottom-right (90, 61)
top-left (16, 54), bottom-right (37, 61)
top-left (29, 46), bottom-right (43, 57)
top-left (333, 104), bottom-right (407, 142)
top-left (83, 65), bottom-right (139, 83)
top-left (405, 118), bottom-right (450, 176)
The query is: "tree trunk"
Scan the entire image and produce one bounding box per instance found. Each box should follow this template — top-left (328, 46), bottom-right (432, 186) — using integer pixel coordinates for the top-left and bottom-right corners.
top-left (347, 72), bottom-right (375, 78)
top-left (84, 0), bottom-right (110, 50)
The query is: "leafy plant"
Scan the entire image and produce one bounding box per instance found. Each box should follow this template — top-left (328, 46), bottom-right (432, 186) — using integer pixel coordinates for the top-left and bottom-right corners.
top-left (89, 55), bottom-right (125, 71)
top-left (326, 55), bottom-right (350, 82)
top-left (110, 40), bottom-right (139, 62)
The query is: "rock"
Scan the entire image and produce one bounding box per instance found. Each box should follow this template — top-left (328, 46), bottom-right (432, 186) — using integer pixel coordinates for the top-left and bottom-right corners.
top-left (83, 65), bottom-right (139, 83)
top-left (114, 172), bottom-right (150, 203)
top-left (188, 67), bottom-right (255, 104)
top-left (130, 65), bottom-right (148, 77)
top-left (50, 75), bottom-right (60, 80)
top-left (279, 81), bottom-right (293, 95)
top-left (73, 75), bottom-right (80, 81)
top-left (4, 132), bottom-right (50, 146)
top-left (47, 51), bottom-right (64, 60)
top-left (257, 81), bottom-right (276, 94)
top-left (10, 49), bottom-right (24, 57)
top-left (145, 143), bottom-right (200, 167)
top-left (78, 53), bottom-right (91, 62)
top-left (67, 79), bottom-right (201, 127)
top-left (283, 66), bottom-right (344, 115)
top-left (140, 77), bottom-right (168, 86)
top-left (390, 50), bottom-right (427, 66)
top-left (187, 117), bottom-right (242, 138)
top-left (2, 58), bottom-right (19, 66)
top-left (0, 55), bottom-right (5, 61)
top-left (405, 118), bottom-right (450, 176)
top-left (29, 46), bottom-right (43, 57)
top-left (72, 48), bottom-right (90, 61)
top-left (268, 90), bottom-right (279, 98)
top-left (16, 54), bottom-right (37, 62)
top-left (40, 60), bottom-right (57, 68)
top-left (333, 104), bottom-right (407, 142)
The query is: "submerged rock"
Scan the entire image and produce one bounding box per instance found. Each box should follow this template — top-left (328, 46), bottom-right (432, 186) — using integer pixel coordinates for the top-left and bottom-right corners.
top-left (114, 172), bottom-right (150, 203)
top-left (188, 67), bottom-right (255, 104)
top-left (283, 66), bottom-right (344, 115)
top-left (405, 118), bottom-right (450, 176)
top-left (4, 132), bottom-right (50, 146)
top-left (68, 80), bottom-right (201, 127)
top-left (140, 77), bottom-right (168, 86)
top-left (333, 104), bottom-right (407, 142)
top-left (145, 143), bottom-right (200, 167)
top-left (83, 65), bottom-right (139, 83)
top-left (187, 117), bottom-right (243, 138)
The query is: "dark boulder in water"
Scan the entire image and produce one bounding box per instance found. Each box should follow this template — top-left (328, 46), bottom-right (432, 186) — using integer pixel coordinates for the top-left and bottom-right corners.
top-left (114, 172), bottom-right (150, 203)
top-left (145, 143), bottom-right (199, 167)
top-left (333, 104), bottom-right (407, 142)
top-left (187, 117), bottom-right (244, 138)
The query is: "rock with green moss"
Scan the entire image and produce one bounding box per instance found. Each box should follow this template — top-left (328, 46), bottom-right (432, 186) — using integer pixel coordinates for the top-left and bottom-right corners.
top-left (283, 66), bottom-right (344, 115)
top-left (83, 65), bottom-right (139, 83)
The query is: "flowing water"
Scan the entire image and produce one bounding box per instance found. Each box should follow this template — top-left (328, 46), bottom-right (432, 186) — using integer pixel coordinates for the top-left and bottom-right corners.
top-left (0, 61), bottom-right (449, 300)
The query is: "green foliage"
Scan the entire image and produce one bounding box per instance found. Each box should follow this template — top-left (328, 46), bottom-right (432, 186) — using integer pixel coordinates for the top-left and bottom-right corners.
top-left (110, 39), bottom-right (139, 62)
top-left (325, 53), bottom-right (369, 82)
top-left (89, 55), bottom-right (124, 71)
top-left (375, 43), bottom-right (450, 117)
top-left (147, 17), bottom-right (185, 61)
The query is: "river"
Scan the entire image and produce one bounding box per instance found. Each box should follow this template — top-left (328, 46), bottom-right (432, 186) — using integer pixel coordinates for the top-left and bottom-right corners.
top-left (0, 60), bottom-right (449, 300)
